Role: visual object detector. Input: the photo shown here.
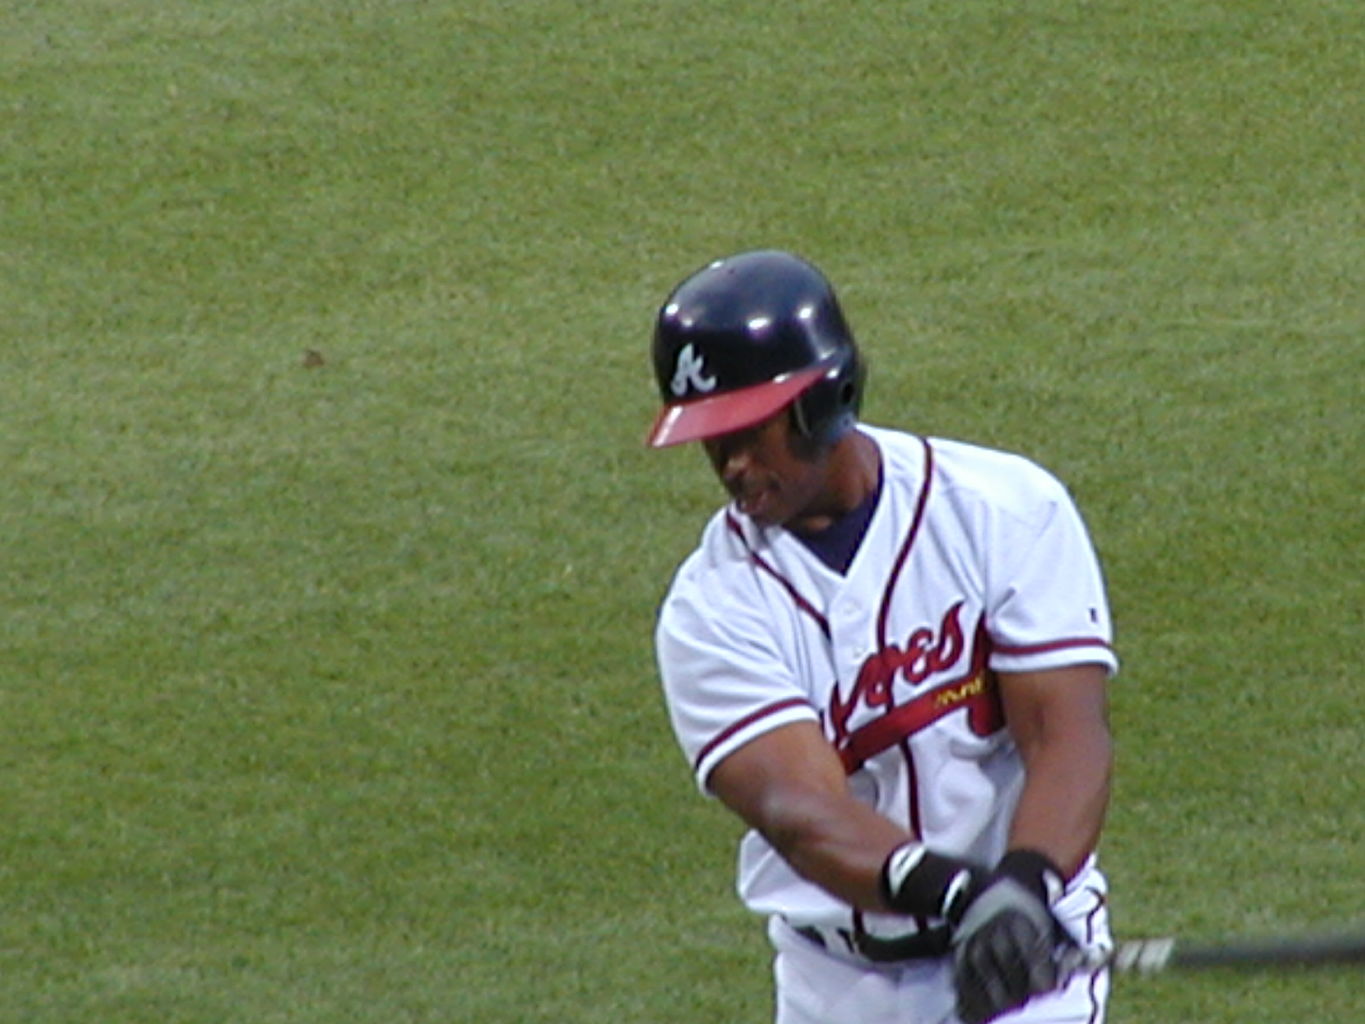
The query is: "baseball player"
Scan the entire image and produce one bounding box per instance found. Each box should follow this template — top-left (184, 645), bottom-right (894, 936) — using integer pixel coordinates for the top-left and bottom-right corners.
top-left (646, 250), bottom-right (1117, 1024)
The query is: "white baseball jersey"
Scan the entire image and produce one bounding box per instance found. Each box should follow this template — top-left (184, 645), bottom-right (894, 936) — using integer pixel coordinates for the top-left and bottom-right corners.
top-left (655, 425), bottom-right (1118, 941)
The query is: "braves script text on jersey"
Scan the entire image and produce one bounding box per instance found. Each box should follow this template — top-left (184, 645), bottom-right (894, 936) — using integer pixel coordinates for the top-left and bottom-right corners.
top-left (655, 425), bottom-right (1118, 1020)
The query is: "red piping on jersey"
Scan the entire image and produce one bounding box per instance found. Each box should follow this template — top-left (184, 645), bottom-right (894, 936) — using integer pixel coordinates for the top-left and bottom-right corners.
top-left (993, 637), bottom-right (1114, 657)
top-left (1081, 886), bottom-right (1110, 1023)
top-left (693, 696), bottom-right (812, 775)
top-left (725, 511), bottom-right (831, 639)
top-left (1086, 970), bottom-right (1104, 1024)
top-left (1081, 885), bottom-right (1108, 945)
top-left (875, 438), bottom-right (934, 648)
top-left (898, 735), bottom-right (922, 838)
top-left (871, 438), bottom-right (934, 832)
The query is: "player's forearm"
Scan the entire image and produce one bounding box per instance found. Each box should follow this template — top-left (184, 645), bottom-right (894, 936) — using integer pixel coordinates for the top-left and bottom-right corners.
top-left (1007, 728), bottom-right (1112, 877)
top-left (710, 723), bottom-right (923, 912)
top-left (755, 788), bottom-right (911, 911)
top-left (996, 664), bottom-right (1113, 878)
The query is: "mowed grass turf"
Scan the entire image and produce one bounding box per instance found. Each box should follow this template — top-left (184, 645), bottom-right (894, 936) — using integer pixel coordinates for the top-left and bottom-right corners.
top-left (2, 2), bottom-right (1361, 1021)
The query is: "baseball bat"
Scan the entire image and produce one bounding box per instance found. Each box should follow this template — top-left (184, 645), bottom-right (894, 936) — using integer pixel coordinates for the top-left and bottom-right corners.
top-left (1090, 928), bottom-right (1365, 976)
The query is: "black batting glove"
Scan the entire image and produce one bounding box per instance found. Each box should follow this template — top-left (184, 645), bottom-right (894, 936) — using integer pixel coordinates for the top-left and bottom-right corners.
top-left (950, 850), bottom-right (1072, 1024)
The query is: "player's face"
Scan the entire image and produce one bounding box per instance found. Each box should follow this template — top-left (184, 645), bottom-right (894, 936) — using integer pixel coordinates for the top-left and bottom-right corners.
top-left (702, 409), bottom-right (829, 528)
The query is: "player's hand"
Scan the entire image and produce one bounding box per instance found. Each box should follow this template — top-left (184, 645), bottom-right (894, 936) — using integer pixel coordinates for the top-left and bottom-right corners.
top-left (949, 852), bottom-right (1071, 1024)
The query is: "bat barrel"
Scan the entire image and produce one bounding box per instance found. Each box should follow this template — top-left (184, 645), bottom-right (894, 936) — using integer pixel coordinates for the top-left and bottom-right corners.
top-left (1097, 929), bottom-right (1365, 975)
top-left (1173, 931), bottom-right (1365, 969)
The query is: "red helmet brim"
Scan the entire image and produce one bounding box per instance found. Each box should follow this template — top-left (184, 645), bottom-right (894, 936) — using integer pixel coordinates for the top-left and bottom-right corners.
top-left (645, 365), bottom-right (829, 448)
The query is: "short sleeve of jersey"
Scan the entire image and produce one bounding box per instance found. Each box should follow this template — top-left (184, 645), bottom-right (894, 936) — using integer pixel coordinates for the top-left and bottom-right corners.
top-left (986, 475), bottom-right (1118, 677)
top-left (655, 548), bottom-right (820, 794)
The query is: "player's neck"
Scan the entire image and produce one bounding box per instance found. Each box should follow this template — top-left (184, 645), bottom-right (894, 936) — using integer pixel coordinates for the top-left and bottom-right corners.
top-left (788, 430), bottom-right (881, 535)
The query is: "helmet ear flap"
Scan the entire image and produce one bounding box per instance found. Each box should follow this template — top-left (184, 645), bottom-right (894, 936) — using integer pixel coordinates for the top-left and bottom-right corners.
top-left (791, 347), bottom-right (864, 449)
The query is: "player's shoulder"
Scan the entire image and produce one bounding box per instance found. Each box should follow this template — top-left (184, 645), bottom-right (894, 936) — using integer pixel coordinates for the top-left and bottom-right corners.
top-left (927, 435), bottom-right (1068, 499)
top-left (656, 513), bottom-right (775, 652)
top-left (928, 438), bottom-right (1080, 547)
top-left (860, 425), bottom-right (1066, 503)
top-left (863, 428), bottom-right (1073, 536)
top-left (661, 507), bottom-right (760, 606)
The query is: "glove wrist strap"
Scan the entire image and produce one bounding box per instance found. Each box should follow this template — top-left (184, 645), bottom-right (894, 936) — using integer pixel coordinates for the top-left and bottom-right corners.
top-left (879, 842), bottom-right (983, 922)
top-left (995, 848), bottom-right (1066, 906)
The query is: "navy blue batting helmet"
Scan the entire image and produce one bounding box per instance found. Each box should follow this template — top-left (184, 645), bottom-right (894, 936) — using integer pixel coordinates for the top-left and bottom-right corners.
top-left (646, 250), bottom-right (864, 448)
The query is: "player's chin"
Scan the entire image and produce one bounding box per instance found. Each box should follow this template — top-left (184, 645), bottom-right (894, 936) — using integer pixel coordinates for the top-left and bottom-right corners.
top-left (739, 492), bottom-right (786, 527)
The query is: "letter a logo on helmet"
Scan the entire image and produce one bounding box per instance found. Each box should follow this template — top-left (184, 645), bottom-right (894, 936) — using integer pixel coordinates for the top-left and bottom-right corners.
top-left (670, 343), bottom-right (717, 397)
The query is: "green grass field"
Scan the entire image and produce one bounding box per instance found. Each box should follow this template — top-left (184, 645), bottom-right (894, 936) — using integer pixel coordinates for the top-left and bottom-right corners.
top-left (3, 2), bottom-right (1361, 1021)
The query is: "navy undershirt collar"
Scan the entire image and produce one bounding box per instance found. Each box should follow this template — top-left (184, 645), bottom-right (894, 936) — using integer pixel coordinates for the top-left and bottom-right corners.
top-left (790, 468), bottom-right (883, 575)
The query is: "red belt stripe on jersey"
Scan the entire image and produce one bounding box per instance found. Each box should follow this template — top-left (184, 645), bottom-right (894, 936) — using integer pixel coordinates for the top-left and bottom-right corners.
top-left (836, 653), bottom-right (1003, 774)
